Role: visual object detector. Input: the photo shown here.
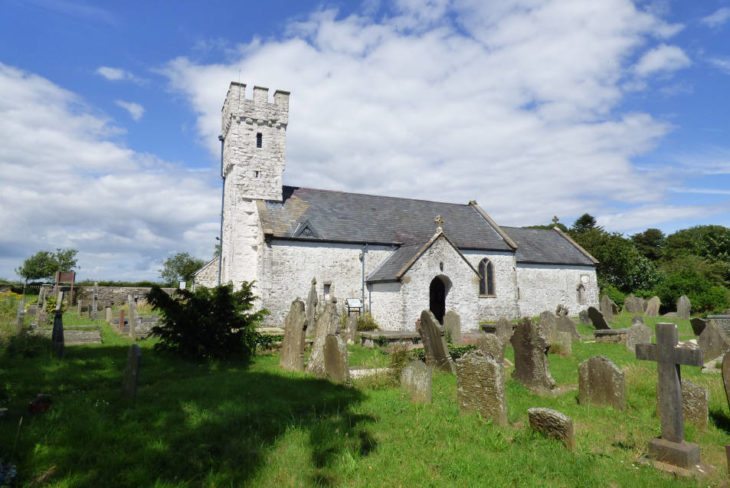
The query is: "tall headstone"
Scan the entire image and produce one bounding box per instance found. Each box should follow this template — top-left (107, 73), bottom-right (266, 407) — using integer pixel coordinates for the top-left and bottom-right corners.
top-left (676, 295), bottom-right (691, 320)
top-left (105, 307), bottom-right (112, 324)
top-left (280, 299), bottom-right (307, 371)
top-left (305, 277), bottom-right (318, 337)
top-left (306, 300), bottom-right (339, 376)
top-left (494, 317), bottom-right (513, 345)
top-left (556, 314), bottom-right (580, 341)
top-left (600, 295), bottom-right (614, 322)
top-left (510, 318), bottom-right (555, 393)
top-left (698, 320), bottom-right (730, 363)
top-left (51, 291), bottom-right (64, 358)
top-left (578, 356), bottom-right (626, 410)
top-left (15, 301), bottom-right (25, 333)
top-left (455, 351), bottom-right (507, 426)
top-left (122, 344), bottom-right (142, 400)
top-left (636, 323), bottom-right (704, 469)
top-left (323, 334), bottom-right (349, 384)
top-left (118, 309), bottom-right (126, 332)
top-left (550, 331), bottom-right (572, 356)
top-left (400, 360), bottom-right (431, 403)
top-left (417, 310), bottom-right (455, 374)
top-left (77, 299), bottom-right (82, 315)
top-left (681, 381), bottom-right (708, 430)
top-left (477, 333), bottom-right (504, 364)
top-left (527, 408), bottom-right (574, 449)
top-left (443, 310), bottom-right (462, 344)
top-left (587, 307), bottom-right (610, 330)
top-left (127, 295), bottom-right (137, 339)
top-left (345, 314), bottom-right (358, 344)
top-left (538, 311), bottom-right (557, 341)
top-left (624, 295), bottom-right (644, 314)
top-left (645, 296), bottom-right (661, 317)
top-left (91, 283), bottom-right (99, 320)
top-left (626, 318), bottom-right (652, 353)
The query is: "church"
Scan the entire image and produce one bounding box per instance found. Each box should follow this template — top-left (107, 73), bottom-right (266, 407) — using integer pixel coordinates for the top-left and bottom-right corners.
top-left (194, 81), bottom-right (600, 331)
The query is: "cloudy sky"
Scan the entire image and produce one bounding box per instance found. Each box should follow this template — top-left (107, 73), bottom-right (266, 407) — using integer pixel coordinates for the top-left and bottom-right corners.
top-left (1, 0), bottom-right (729, 281)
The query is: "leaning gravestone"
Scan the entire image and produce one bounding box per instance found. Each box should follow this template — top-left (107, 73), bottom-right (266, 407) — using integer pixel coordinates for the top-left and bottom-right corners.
top-left (600, 295), bottom-right (615, 322)
top-left (305, 277), bottom-right (318, 337)
top-left (280, 299), bottom-right (307, 372)
top-left (556, 314), bottom-right (580, 341)
top-left (306, 300), bottom-right (339, 377)
top-left (443, 310), bottom-right (462, 344)
top-left (676, 295), bottom-right (691, 320)
top-left (578, 310), bottom-right (590, 325)
top-left (510, 318), bottom-right (555, 393)
top-left (698, 320), bottom-right (730, 363)
top-left (455, 351), bottom-right (507, 426)
top-left (527, 408), bottom-right (574, 450)
top-left (400, 360), bottom-right (431, 403)
top-left (51, 292), bottom-right (64, 359)
top-left (587, 307), bottom-right (610, 330)
top-left (690, 318), bottom-right (707, 337)
top-left (494, 317), bottom-right (513, 345)
top-left (578, 356), bottom-right (626, 410)
top-left (626, 319), bottom-right (652, 353)
top-left (624, 295), bottom-right (644, 314)
top-left (645, 296), bottom-right (661, 317)
top-left (417, 310), bottom-right (456, 374)
top-left (323, 334), bottom-right (349, 384)
top-left (722, 353), bottom-right (730, 410)
top-left (122, 344), bottom-right (142, 400)
top-left (477, 333), bottom-right (504, 364)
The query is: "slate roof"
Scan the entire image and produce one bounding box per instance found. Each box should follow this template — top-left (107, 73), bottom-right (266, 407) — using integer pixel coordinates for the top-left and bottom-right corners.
top-left (259, 186), bottom-right (513, 251)
top-left (367, 244), bottom-right (422, 283)
top-left (501, 227), bottom-right (596, 266)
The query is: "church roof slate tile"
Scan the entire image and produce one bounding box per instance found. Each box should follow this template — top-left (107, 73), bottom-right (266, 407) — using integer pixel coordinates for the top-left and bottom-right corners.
top-left (500, 227), bottom-right (596, 266)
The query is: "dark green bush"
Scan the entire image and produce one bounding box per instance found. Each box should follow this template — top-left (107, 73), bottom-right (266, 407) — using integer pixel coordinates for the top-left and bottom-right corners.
top-left (147, 282), bottom-right (268, 361)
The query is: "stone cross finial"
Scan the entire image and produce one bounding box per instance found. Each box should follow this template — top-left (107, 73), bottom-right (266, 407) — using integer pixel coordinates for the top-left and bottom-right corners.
top-left (636, 322), bottom-right (703, 468)
top-left (552, 216), bottom-right (559, 225)
top-left (434, 215), bottom-right (445, 231)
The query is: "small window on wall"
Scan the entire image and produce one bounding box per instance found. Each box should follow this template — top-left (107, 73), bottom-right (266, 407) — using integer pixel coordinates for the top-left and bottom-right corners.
top-left (256, 132), bottom-right (263, 148)
top-left (323, 282), bottom-right (331, 302)
top-left (577, 284), bottom-right (586, 304)
top-left (478, 258), bottom-right (495, 296)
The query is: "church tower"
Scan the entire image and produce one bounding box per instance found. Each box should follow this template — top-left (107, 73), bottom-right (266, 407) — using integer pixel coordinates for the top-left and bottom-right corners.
top-left (219, 82), bottom-right (290, 287)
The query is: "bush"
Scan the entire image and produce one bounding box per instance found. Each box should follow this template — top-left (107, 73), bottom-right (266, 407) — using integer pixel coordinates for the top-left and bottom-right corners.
top-left (413, 344), bottom-right (477, 361)
top-left (357, 313), bottom-right (379, 331)
top-left (600, 283), bottom-right (625, 307)
top-left (3, 332), bottom-right (51, 358)
top-left (654, 258), bottom-right (730, 314)
top-left (147, 282), bottom-right (268, 361)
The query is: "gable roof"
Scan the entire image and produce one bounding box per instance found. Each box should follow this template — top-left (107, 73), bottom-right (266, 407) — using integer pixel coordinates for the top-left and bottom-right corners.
top-left (258, 186), bottom-right (513, 251)
top-left (501, 227), bottom-right (597, 266)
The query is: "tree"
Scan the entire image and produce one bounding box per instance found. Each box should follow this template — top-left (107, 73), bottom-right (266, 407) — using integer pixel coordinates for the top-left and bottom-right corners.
top-left (631, 228), bottom-right (665, 261)
top-left (160, 252), bottom-right (206, 286)
top-left (16, 248), bottom-right (78, 281)
top-left (571, 213), bottom-right (599, 233)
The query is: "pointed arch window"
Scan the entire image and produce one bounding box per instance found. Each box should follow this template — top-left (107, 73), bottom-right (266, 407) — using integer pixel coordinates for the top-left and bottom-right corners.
top-left (479, 258), bottom-right (495, 296)
top-left (577, 283), bottom-right (586, 304)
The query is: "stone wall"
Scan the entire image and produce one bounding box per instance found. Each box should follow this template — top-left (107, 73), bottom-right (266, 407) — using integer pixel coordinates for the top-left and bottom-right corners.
top-left (368, 281), bottom-right (404, 330)
top-left (74, 286), bottom-right (176, 309)
top-left (463, 250), bottom-right (520, 321)
top-left (193, 258), bottom-right (219, 288)
top-left (515, 264), bottom-right (598, 317)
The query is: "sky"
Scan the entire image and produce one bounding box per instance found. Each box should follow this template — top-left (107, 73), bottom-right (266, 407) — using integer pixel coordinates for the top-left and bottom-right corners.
top-left (0, 0), bottom-right (729, 281)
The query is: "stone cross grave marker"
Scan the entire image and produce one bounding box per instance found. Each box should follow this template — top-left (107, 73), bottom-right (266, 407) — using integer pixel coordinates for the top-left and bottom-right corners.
top-left (636, 322), bottom-right (703, 468)
top-left (280, 299), bottom-right (307, 372)
top-left (122, 344), bottom-right (142, 400)
top-left (51, 291), bottom-right (65, 358)
top-left (306, 299), bottom-right (339, 377)
top-left (417, 310), bottom-right (455, 374)
top-left (587, 307), bottom-right (610, 330)
top-left (305, 277), bottom-right (318, 337)
top-left (400, 360), bottom-right (432, 403)
top-left (510, 318), bottom-right (555, 393)
top-left (455, 351), bottom-right (507, 426)
top-left (323, 334), bottom-right (349, 384)
top-left (444, 310), bottom-right (461, 344)
top-left (676, 295), bottom-right (691, 320)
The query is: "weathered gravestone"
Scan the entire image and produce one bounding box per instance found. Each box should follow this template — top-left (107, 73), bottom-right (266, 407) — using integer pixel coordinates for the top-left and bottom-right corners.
top-left (305, 277), bottom-right (318, 337)
top-left (345, 314), bottom-right (358, 344)
top-left (417, 310), bottom-right (455, 374)
top-left (527, 408), bottom-right (574, 450)
top-left (624, 295), bottom-right (645, 314)
top-left (477, 333), bottom-right (504, 365)
top-left (51, 292), bottom-right (64, 358)
top-left (323, 334), bottom-right (349, 384)
top-left (76, 299), bottom-right (82, 315)
top-left (722, 353), bottom-right (730, 411)
top-left (118, 309), bottom-right (125, 332)
top-left (122, 344), bottom-right (142, 400)
top-left (587, 307), bottom-right (610, 330)
top-left (550, 331), bottom-right (572, 356)
top-left (578, 356), bottom-right (625, 410)
top-left (656, 380), bottom-right (709, 430)
top-left (698, 320), bottom-right (730, 363)
top-left (104, 307), bottom-right (112, 323)
top-left (645, 296), bottom-right (661, 317)
top-left (626, 318), bottom-right (652, 353)
top-left (127, 295), bottom-right (137, 339)
top-left (510, 318), bottom-right (555, 393)
top-left (494, 317), bottom-right (513, 345)
top-left (676, 295), bottom-right (691, 320)
top-left (556, 314), bottom-right (580, 341)
top-left (690, 318), bottom-right (707, 337)
top-left (15, 302), bottom-right (25, 333)
top-left (636, 323), bottom-right (704, 469)
top-left (538, 311), bottom-right (557, 342)
top-left (91, 284), bottom-right (98, 320)
top-left (600, 295), bottom-right (615, 322)
top-left (280, 299), bottom-right (307, 372)
top-left (400, 360), bottom-right (431, 403)
top-left (443, 310), bottom-right (462, 344)
top-left (578, 310), bottom-right (590, 325)
top-left (306, 299), bottom-right (339, 377)
top-left (455, 351), bottom-right (507, 426)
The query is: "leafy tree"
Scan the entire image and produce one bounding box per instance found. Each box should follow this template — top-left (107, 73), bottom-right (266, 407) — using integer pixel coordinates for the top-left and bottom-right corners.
top-left (147, 282), bottom-right (268, 361)
top-left (526, 216), bottom-right (568, 232)
top-left (16, 248), bottom-right (78, 281)
top-left (571, 213), bottom-right (600, 233)
top-left (655, 256), bottom-right (730, 313)
top-left (160, 252), bottom-right (206, 286)
top-left (631, 228), bottom-right (665, 261)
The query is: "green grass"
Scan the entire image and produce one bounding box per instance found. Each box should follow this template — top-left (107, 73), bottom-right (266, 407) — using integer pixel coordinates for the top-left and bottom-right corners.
top-left (0, 313), bottom-right (729, 486)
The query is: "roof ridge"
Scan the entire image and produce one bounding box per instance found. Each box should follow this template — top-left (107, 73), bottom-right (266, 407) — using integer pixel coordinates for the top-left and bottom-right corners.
top-left (283, 185), bottom-right (472, 208)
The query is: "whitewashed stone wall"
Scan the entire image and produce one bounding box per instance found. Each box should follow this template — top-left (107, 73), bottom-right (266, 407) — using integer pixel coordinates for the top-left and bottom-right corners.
top-left (401, 236), bottom-right (481, 333)
top-left (515, 264), bottom-right (599, 318)
top-left (368, 281), bottom-right (404, 330)
top-left (193, 258), bottom-right (219, 288)
top-left (260, 240), bottom-right (393, 326)
top-left (463, 250), bottom-right (520, 321)
top-left (220, 194), bottom-right (264, 293)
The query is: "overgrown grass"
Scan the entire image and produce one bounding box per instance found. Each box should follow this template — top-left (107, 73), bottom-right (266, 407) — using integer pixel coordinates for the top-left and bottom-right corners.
top-left (0, 313), bottom-right (728, 486)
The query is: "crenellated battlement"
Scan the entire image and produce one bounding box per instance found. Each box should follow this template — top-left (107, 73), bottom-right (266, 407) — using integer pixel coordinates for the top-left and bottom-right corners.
top-left (221, 82), bottom-right (289, 139)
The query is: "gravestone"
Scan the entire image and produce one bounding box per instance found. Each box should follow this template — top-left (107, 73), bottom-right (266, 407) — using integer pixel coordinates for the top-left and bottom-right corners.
top-left (676, 295), bottom-right (691, 320)
top-left (510, 318), bottom-right (555, 392)
top-left (578, 310), bottom-right (590, 325)
top-left (645, 296), bottom-right (661, 317)
top-left (657, 381), bottom-right (709, 430)
top-left (444, 310), bottom-right (462, 344)
top-left (538, 311), bottom-right (557, 341)
top-left (626, 319), bottom-right (652, 353)
top-left (305, 277), bottom-right (318, 337)
top-left (556, 314), bottom-right (580, 341)
top-left (346, 314), bottom-right (358, 344)
top-left (494, 317), bottom-right (513, 345)
top-left (600, 295), bottom-right (614, 322)
top-left (636, 323), bottom-right (704, 469)
top-left (127, 295), bottom-right (137, 339)
top-left (723, 353), bottom-right (730, 410)
top-left (417, 310), bottom-right (455, 374)
top-left (15, 302), bottom-right (25, 333)
top-left (280, 299), bottom-right (307, 371)
top-left (306, 300), bottom-right (340, 377)
top-left (122, 344), bottom-right (142, 400)
top-left (477, 333), bottom-right (504, 364)
top-left (527, 408), bottom-right (574, 449)
top-left (400, 360), bottom-right (431, 403)
top-left (76, 299), bottom-right (82, 314)
top-left (105, 307), bottom-right (112, 323)
top-left (51, 292), bottom-right (64, 358)
top-left (455, 351), bottom-right (507, 426)
top-left (323, 334), bottom-right (349, 384)
top-left (578, 356), bottom-right (626, 410)
top-left (624, 295), bottom-right (644, 314)
top-left (555, 304), bottom-right (569, 317)
top-left (690, 318), bottom-right (707, 337)
top-left (587, 307), bottom-right (610, 330)
top-left (550, 331), bottom-right (572, 356)
top-left (118, 309), bottom-right (126, 332)
top-left (91, 284), bottom-right (98, 320)
top-left (698, 320), bottom-right (730, 363)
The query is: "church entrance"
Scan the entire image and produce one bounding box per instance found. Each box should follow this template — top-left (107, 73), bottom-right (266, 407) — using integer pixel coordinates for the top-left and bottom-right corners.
top-left (429, 276), bottom-right (448, 324)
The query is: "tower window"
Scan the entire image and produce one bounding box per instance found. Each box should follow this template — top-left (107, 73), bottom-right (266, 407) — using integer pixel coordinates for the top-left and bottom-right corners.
top-left (256, 132), bottom-right (262, 148)
top-left (254, 171), bottom-right (260, 178)
top-left (478, 258), bottom-right (495, 296)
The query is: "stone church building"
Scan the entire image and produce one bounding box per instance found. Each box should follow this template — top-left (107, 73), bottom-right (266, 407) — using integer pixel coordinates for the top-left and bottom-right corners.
top-left (194, 81), bottom-right (600, 331)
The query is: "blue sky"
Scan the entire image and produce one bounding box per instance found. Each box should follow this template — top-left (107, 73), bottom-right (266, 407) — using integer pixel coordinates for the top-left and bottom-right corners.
top-left (0, 0), bottom-right (729, 280)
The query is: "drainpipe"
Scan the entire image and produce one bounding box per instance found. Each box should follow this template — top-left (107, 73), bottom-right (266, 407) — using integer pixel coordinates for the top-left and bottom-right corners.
top-left (360, 244), bottom-right (368, 313)
top-left (217, 134), bottom-right (225, 286)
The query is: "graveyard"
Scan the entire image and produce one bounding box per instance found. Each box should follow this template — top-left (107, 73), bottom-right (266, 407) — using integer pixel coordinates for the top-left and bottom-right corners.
top-left (2, 294), bottom-right (730, 487)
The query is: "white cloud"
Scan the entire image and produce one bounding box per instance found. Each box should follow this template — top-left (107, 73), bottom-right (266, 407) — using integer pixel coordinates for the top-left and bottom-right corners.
top-left (701, 7), bottom-right (730, 28)
top-left (597, 204), bottom-right (716, 233)
top-left (709, 57), bottom-right (730, 74)
top-left (163, 1), bottom-right (697, 231)
top-left (96, 66), bottom-right (144, 84)
top-left (634, 44), bottom-right (691, 77)
top-left (0, 63), bottom-right (218, 280)
top-left (115, 100), bottom-right (145, 121)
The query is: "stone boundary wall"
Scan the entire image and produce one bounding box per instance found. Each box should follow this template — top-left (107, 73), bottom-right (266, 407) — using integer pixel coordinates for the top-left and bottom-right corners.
top-left (73, 286), bottom-right (176, 308)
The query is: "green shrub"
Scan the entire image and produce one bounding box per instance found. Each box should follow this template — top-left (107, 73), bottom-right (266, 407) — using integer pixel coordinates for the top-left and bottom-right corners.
top-left (356, 313), bottom-right (379, 331)
top-left (654, 258), bottom-right (730, 313)
top-left (3, 331), bottom-right (51, 358)
top-left (600, 283), bottom-right (625, 307)
top-left (147, 282), bottom-right (268, 361)
top-left (413, 344), bottom-right (477, 361)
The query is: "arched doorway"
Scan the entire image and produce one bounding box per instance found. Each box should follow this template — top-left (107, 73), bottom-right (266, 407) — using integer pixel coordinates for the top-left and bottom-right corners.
top-left (429, 276), bottom-right (448, 324)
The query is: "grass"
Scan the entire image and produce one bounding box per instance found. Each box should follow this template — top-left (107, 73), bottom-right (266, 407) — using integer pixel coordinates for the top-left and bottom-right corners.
top-left (0, 312), bottom-right (729, 486)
